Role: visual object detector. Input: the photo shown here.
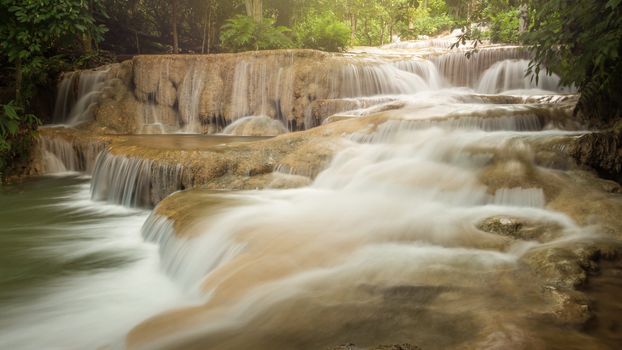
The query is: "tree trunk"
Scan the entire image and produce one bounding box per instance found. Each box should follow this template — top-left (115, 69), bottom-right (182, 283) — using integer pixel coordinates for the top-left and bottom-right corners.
top-left (202, 3), bottom-right (209, 54)
top-left (82, 0), bottom-right (94, 54)
top-left (350, 14), bottom-right (357, 44)
top-left (519, 4), bottom-right (529, 33)
top-left (135, 30), bottom-right (141, 54)
top-left (171, 0), bottom-right (179, 54)
top-left (15, 58), bottom-right (23, 106)
top-left (380, 20), bottom-right (386, 45)
top-left (245, 0), bottom-right (262, 23)
top-left (82, 33), bottom-right (93, 54)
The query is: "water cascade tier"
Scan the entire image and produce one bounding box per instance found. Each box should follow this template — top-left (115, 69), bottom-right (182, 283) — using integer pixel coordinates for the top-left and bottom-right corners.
top-left (49, 47), bottom-right (569, 135)
top-left (13, 45), bottom-right (622, 350)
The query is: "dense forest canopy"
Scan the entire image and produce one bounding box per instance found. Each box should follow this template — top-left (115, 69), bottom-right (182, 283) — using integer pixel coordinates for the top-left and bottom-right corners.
top-left (1, 0), bottom-right (622, 177)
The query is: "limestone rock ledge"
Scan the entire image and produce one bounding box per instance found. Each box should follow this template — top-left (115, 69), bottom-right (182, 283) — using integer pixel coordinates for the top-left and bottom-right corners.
top-left (35, 115), bottom-right (384, 207)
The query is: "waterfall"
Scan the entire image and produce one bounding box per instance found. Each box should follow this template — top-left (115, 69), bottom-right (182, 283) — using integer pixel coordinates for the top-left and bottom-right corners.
top-left (228, 54), bottom-right (297, 126)
top-left (394, 59), bottom-right (446, 90)
top-left (52, 72), bottom-right (77, 124)
top-left (476, 59), bottom-right (571, 94)
top-left (334, 61), bottom-right (433, 97)
top-left (39, 135), bottom-right (106, 174)
top-left (135, 116), bottom-right (586, 349)
top-left (230, 61), bottom-right (252, 120)
top-left (52, 70), bottom-right (109, 125)
top-left (90, 151), bottom-right (184, 207)
top-left (141, 213), bottom-right (246, 291)
top-left (50, 47), bottom-right (562, 134)
top-left (40, 137), bottom-right (79, 173)
top-left (24, 46), bottom-right (619, 350)
top-left (432, 47), bottom-right (529, 87)
top-left (179, 63), bottom-right (206, 133)
top-left (491, 187), bottom-right (546, 208)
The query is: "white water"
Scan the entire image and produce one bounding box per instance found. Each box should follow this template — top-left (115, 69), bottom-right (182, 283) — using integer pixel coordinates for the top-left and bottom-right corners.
top-left (32, 45), bottom-right (593, 349)
top-left (135, 122), bottom-right (587, 349)
top-left (53, 70), bottom-right (109, 125)
top-left (476, 59), bottom-right (572, 94)
top-left (0, 180), bottom-right (193, 350)
top-left (179, 63), bottom-right (206, 133)
top-left (222, 116), bottom-right (289, 136)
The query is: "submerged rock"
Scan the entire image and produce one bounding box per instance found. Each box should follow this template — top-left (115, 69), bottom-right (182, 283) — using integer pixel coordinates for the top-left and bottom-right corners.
top-left (477, 215), bottom-right (563, 242)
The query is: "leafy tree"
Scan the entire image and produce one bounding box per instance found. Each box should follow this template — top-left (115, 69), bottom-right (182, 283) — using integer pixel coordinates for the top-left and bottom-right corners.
top-left (525, 0), bottom-right (622, 123)
top-left (0, 0), bottom-right (104, 179)
top-left (220, 15), bottom-right (293, 52)
top-left (0, 0), bottom-right (106, 105)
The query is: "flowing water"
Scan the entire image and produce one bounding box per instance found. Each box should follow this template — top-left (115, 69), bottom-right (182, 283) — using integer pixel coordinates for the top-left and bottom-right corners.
top-left (6, 46), bottom-right (622, 349)
top-left (0, 176), bottom-right (196, 350)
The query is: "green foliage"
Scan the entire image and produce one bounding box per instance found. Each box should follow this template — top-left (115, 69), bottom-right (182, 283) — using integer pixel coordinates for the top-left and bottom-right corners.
top-left (525, 0), bottom-right (622, 122)
top-left (0, 101), bottom-right (40, 177)
top-left (0, 1), bottom-right (104, 177)
top-left (220, 15), bottom-right (293, 52)
top-left (0, 0), bottom-right (106, 104)
top-left (488, 8), bottom-right (520, 44)
top-left (405, 5), bottom-right (454, 38)
top-left (294, 11), bottom-right (351, 52)
top-left (0, 0), bottom-right (106, 62)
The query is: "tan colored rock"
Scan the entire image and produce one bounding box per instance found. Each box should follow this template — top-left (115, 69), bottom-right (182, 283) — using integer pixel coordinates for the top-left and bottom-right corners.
top-left (156, 79), bottom-right (177, 107)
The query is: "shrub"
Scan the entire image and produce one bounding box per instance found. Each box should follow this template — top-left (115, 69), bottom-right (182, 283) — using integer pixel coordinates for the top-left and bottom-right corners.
top-left (0, 102), bottom-right (41, 177)
top-left (220, 15), bottom-right (293, 52)
top-left (295, 12), bottom-right (351, 52)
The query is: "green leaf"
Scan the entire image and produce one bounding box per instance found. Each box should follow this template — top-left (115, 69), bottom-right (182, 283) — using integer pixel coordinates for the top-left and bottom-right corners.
top-left (3, 103), bottom-right (19, 120)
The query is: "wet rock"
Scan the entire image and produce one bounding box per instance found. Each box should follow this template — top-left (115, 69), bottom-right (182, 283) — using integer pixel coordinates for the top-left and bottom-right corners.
top-left (567, 126), bottom-right (622, 183)
top-left (522, 242), bottom-right (622, 327)
top-left (156, 79), bottom-right (177, 107)
top-left (477, 216), bottom-right (563, 242)
top-left (521, 242), bottom-right (600, 289)
top-left (543, 286), bottom-right (592, 326)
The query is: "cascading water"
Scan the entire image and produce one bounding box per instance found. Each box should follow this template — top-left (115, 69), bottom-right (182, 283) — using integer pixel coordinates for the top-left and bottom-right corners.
top-left (39, 135), bottom-right (106, 174)
top-left (90, 151), bottom-right (156, 207)
top-left (476, 59), bottom-right (572, 94)
top-left (53, 69), bottom-right (109, 125)
top-left (432, 47), bottom-right (529, 87)
top-left (0, 177), bottom-right (195, 350)
top-left (179, 63), bottom-right (206, 133)
top-left (221, 116), bottom-right (289, 136)
top-left (131, 105), bottom-right (600, 349)
top-left (13, 42), bottom-right (621, 350)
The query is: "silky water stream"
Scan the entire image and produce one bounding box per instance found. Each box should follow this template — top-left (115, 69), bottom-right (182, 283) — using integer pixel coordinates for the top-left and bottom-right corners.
top-left (0, 176), bottom-right (200, 349)
top-left (3, 50), bottom-right (622, 350)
